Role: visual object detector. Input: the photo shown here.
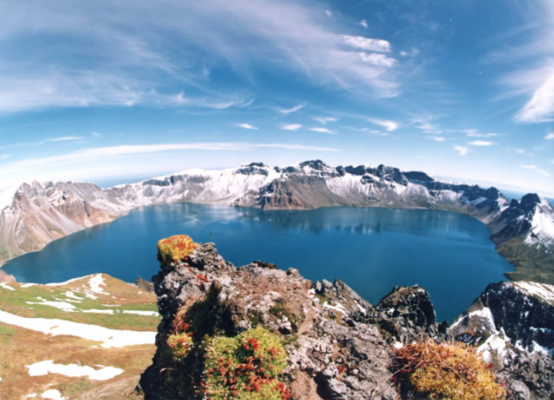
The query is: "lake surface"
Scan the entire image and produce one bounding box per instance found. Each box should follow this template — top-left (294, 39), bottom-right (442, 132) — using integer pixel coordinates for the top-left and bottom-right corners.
top-left (3, 204), bottom-right (514, 321)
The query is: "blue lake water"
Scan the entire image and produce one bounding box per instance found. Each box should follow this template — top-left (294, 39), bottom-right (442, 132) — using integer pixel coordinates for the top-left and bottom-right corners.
top-left (3, 204), bottom-right (514, 321)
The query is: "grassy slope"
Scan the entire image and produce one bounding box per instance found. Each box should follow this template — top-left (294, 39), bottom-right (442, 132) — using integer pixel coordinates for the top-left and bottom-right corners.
top-left (0, 274), bottom-right (158, 399)
top-left (497, 238), bottom-right (554, 283)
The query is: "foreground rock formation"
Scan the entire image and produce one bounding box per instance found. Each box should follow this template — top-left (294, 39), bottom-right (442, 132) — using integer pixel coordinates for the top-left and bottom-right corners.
top-left (1, 160), bottom-right (553, 283)
top-left (140, 241), bottom-right (554, 399)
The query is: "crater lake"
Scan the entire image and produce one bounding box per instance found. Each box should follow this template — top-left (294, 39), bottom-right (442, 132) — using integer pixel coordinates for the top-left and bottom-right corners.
top-left (2, 203), bottom-right (514, 321)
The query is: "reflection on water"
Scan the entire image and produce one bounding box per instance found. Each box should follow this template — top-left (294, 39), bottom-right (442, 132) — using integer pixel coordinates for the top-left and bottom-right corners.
top-left (4, 203), bottom-right (514, 321)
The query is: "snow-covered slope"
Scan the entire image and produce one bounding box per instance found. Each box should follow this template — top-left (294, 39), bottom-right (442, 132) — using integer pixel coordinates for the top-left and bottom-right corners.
top-left (1, 160), bottom-right (552, 275)
top-left (449, 281), bottom-right (554, 365)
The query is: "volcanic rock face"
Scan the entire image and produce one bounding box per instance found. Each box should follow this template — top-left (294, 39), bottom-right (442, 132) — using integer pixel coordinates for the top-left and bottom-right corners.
top-left (449, 281), bottom-right (554, 399)
top-left (0, 181), bottom-right (113, 260)
top-left (140, 243), bottom-right (404, 399)
top-left (140, 242), bottom-right (554, 399)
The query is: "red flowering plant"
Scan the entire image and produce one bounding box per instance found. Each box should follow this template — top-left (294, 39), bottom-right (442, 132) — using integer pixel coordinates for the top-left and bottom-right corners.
top-left (201, 326), bottom-right (291, 399)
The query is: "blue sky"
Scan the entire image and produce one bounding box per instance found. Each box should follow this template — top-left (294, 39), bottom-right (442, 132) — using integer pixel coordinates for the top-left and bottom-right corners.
top-left (1, 0), bottom-right (553, 196)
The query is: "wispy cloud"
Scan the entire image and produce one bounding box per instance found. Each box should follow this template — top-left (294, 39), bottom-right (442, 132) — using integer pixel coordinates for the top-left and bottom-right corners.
top-left (545, 133), bottom-right (554, 140)
top-left (360, 20), bottom-right (368, 28)
top-left (368, 118), bottom-right (398, 131)
top-left (342, 35), bottom-right (391, 52)
top-left (454, 146), bottom-right (468, 156)
top-left (281, 124), bottom-right (302, 131)
top-left (313, 117), bottom-right (337, 125)
top-left (47, 136), bottom-right (83, 142)
top-left (466, 131), bottom-right (501, 138)
top-left (493, 1), bottom-right (554, 123)
top-left (506, 147), bottom-right (527, 154)
top-left (91, 132), bottom-right (103, 138)
top-left (0, 154), bottom-right (9, 161)
top-left (432, 137), bottom-right (446, 142)
top-left (309, 127), bottom-right (335, 134)
top-left (359, 53), bottom-right (396, 67)
top-left (278, 103), bottom-right (306, 115)
top-left (410, 116), bottom-right (442, 134)
top-left (235, 123), bottom-right (258, 130)
top-left (0, 136), bottom-right (83, 150)
top-left (519, 164), bottom-right (551, 177)
top-left (469, 140), bottom-right (495, 146)
top-left (1, 142), bottom-right (341, 171)
top-left (325, 9), bottom-right (332, 17)
top-left (0, 0), bottom-right (403, 114)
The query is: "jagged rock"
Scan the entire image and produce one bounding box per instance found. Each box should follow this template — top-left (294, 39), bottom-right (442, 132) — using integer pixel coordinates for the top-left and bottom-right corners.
top-left (136, 276), bottom-right (154, 292)
top-left (140, 243), bottom-right (398, 399)
top-left (351, 285), bottom-right (442, 344)
top-left (449, 280), bottom-right (554, 399)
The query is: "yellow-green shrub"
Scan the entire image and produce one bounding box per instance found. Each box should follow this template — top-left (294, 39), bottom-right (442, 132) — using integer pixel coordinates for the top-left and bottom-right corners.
top-left (167, 332), bottom-right (193, 361)
top-left (158, 235), bottom-right (199, 264)
top-left (202, 326), bottom-right (291, 399)
top-left (394, 341), bottom-right (506, 399)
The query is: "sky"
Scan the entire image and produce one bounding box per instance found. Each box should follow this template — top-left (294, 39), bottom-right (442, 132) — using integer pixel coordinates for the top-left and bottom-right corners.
top-left (1, 0), bottom-right (553, 196)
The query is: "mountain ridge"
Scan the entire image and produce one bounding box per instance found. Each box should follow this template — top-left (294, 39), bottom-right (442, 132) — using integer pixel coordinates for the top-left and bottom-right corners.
top-left (1, 160), bottom-right (553, 282)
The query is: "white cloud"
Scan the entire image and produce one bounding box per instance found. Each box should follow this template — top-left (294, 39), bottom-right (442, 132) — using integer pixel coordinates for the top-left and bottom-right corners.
top-left (313, 117), bottom-right (337, 125)
top-left (281, 124), bottom-right (302, 131)
top-left (325, 9), bottom-right (332, 17)
top-left (466, 132), bottom-right (501, 138)
top-left (410, 117), bottom-right (441, 134)
top-left (342, 35), bottom-right (391, 52)
top-left (359, 53), bottom-right (396, 67)
top-left (91, 132), bottom-right (103, 138)
top-left (1, 142), bottom-right (341, 171)
top-left (368, 118), bottom-right (398, 131)
top-left (454, 146), bottom-right (468, 156)
top-left (432, 137), bottom-right (445, 142)
top-left (514, 71), bottom-right (554, 123)
top-left (47, 136), bottom-right (83, 142)
top-left (0, 0), bottom-right (401, 113)
top-left (235, 123), bottom-right (258, 130)
top-left (360, 20), bottom-right (368, 28)
top-left (278, 103), bottom-right (306, 115)
top-left (309, 127), bottom-right (335, 134)
top-left (469, 140), bottom-right (495, 146)
top-left (506, 148), bottom-right (526, 154)
top-left (519, 164), bottom-right (551, 177)
top-left (0, 154), bottom-right (9, 160)
top-left (545, 133), bottom-right (554, 140)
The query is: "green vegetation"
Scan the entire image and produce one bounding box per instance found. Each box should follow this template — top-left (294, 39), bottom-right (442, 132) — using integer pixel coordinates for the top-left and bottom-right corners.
top-left (394, 341), bottom-right (506, 399)
top-left (202, 326), bottom-right (291, 399)
top-left (0, 278), bottom-right (159, 331)
top-left (498, 238), bottom-right (554, 284)
top-left (167, 332), bottom-right (193, 361)
top-left (157, 235), bottom-right (199, 265)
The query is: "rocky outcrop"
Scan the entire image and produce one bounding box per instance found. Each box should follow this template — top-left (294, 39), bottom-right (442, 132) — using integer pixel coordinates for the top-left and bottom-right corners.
top-left (449, 281), bottom-right (554, 399)
top-left (139, 241), bottom-right (554, 399)
top-left (140, 243), bottom-right (408, 399)
top-left (136, 276), bottom-right (155, 293)
top-left (0, 269), bottom-right (15, 284)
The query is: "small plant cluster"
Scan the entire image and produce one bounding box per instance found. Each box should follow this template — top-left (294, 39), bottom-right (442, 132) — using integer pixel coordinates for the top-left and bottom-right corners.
top-left (158, 235), bottom-right (199, 265)
top-left (393, 341), bottom-right (506, 399)
top-left (201, 326), bottom-right (292, 399)
top-left (167, 331), bottom-right (193, 361)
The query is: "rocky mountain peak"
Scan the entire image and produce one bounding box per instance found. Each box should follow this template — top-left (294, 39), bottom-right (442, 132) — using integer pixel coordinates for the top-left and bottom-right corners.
top-left (236, 162), bottom-right (270, 176)
top-left (299, 159), bottom-right (329, 171)
top-left (520, 193), bottom-right (542, 209)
